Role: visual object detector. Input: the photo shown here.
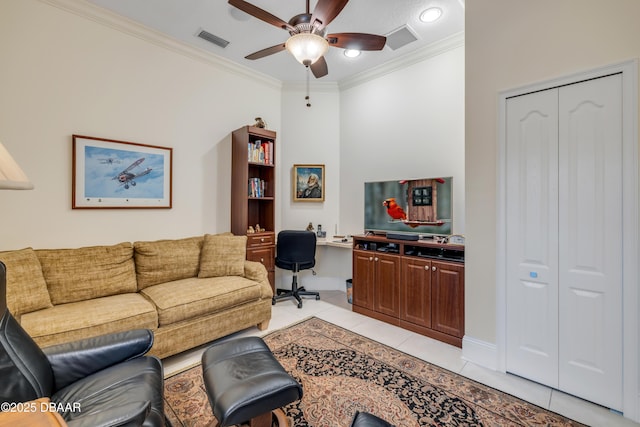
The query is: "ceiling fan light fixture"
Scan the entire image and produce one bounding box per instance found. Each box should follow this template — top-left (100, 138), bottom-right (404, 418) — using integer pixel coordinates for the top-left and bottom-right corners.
top-left (420, 7), bottom-right (443, 23)
top-left (344, 49), bottom-right (361, 58)
top-left (285, 33), bottom-right (329, 66)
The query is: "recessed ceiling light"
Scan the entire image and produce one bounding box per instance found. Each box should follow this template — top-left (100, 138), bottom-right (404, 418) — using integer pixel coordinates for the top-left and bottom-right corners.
top-left (420, 7), bottom-right (442, 23)
top-left (344, 49), bottom-right (361, 58)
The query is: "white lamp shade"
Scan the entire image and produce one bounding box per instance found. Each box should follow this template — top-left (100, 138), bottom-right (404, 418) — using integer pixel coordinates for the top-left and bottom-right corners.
top-left (0, 142), bottom-right (34, 190)
top-left (285, 33), bottom-right (329, 66)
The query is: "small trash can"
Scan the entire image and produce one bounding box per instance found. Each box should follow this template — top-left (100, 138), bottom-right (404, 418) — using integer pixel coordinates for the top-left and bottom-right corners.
top-left (346, 279), bottom-right (353, 304)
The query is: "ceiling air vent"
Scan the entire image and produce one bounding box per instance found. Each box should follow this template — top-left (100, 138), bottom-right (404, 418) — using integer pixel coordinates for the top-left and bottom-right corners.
top-left (386, 25), bottom-right (418, 51)
top-left (197, 29), bottom-right (229, 48)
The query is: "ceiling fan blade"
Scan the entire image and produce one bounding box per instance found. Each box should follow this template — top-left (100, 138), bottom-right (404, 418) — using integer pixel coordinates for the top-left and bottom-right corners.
top-left (311, 0), bottom-right (349, 30)
top-left (327, 33), bottom-right (386, 51)
top-left (310, 56), bottom-right (328, 78)
top-left (228, 0), bottom-right (293, 31)
top-left (245, 43), bottom-right (287, 60)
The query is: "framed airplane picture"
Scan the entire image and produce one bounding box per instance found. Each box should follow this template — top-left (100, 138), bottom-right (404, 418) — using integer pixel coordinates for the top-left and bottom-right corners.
top-left (72, 135), bottom-right (173, 209)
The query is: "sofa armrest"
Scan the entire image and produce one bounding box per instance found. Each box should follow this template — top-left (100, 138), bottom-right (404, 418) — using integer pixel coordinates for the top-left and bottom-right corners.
top-left (244, 260), bottom-right (268, 282)
top-left (244, 261), bottom-right (273, 298)
top-left (43, 329), bottom-right (154, 391)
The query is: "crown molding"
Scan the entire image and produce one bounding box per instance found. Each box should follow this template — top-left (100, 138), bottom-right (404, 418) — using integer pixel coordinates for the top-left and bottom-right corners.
top-left (37, 0), bottom-right (282, 90)
top-left (338, 31), bottom-right (465, 91)
top-left (36, 0), bottom-right (463, 94)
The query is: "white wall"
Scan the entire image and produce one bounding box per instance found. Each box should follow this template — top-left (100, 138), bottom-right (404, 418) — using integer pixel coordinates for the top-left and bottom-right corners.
top-left (275, 44), bottom-right (466, 293)
top-left (465, 0), bottom-right (640, 345)
top-left (0, 0), bottom-right (282, 250)
top-left (339, 45), bottom-right (465, 237)
top-left (278, 83), bottom-right (349, 290)
top-left (466, 2), bottom-right (640, 418)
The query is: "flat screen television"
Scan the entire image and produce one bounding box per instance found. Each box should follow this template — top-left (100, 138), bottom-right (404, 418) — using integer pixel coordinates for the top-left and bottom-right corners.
top-left (364, 177), bottom-right (453, 237)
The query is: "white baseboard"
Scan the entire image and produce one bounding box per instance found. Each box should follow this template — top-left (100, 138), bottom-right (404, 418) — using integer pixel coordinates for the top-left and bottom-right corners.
top-left (461, 335), bottom-right (499, 371)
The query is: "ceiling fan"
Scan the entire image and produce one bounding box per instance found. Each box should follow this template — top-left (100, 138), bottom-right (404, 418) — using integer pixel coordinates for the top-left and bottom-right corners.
top-left (228, 0), bottom-right (387, 79)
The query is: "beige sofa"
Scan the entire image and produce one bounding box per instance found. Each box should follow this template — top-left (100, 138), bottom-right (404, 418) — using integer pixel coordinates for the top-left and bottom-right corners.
top-left (0, 233), bottom-right (273, 359)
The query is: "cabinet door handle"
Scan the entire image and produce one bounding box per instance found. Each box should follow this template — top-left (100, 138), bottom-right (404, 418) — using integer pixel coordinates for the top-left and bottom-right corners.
top-left (260, 238), bottom-right (265, 242)
top-left (374, 257), bottom-right (379, 262)
top-left (260, 258), bottom-right (264, 263)
top-left (432, 266), bottom-right (436, 271)
top-left (424, 266), bottom-right (429, 271)
top-left (369, 257), bottom-right (373, 261)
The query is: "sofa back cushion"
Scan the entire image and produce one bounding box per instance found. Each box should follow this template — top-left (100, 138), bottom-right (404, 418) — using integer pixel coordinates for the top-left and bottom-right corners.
top-left (0, 248), bottom-right (53, 317)
top-left (134, 236), bottom-right (203, 290)
top-left (198, 234), bottom-right (247, 278)
top-left (36, 243), bottom-right (137, 305)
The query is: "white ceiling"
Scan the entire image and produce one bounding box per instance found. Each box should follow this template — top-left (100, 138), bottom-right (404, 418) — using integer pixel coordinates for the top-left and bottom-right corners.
top-left (85, 0), bottom-right (465, 84)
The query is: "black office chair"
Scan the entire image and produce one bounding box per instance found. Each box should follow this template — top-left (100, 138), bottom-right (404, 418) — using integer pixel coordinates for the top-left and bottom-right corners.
top-left (273, 230), bottom-right (320, 308)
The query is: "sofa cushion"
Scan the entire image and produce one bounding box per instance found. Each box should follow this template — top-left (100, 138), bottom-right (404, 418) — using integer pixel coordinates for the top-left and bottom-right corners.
top-left (20, 293), bottom-right (157, 347)
top-left (198, 234), bottom-right (247, 278)
top-left (0, 248), bottom-right (53, 317)
top-left (141, 276), bottom-right (262, 326)
top-left (134, 236), bottom-right (203, 290)
top-left (36, 243), bottom-right (137, 305)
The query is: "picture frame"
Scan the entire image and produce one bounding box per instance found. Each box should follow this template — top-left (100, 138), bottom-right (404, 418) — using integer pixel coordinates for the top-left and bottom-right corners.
top-left (293, 164), bottom-right (325, 202)
top-left (72, 135), bottom-right (172, 209)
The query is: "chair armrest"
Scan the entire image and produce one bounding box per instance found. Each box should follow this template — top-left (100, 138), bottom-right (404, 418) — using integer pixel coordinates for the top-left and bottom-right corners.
top-left (43, 329), bottom-right (154, 391)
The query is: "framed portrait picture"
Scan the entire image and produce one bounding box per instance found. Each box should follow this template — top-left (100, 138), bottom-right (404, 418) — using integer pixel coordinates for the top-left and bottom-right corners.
top-left (72, 135), bottom-right (172, 209)
top-left (293, 164), bottom-right (325, 202)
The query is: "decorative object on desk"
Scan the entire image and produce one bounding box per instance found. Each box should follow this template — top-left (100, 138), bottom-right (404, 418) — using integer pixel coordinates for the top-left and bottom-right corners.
top-left (293, 164), bottom-right (325, 202)
top-left (255, 223), bottom-right (265, 232)
top-left (316, 224), bottom-right (326, 238)
top-left (306, 222), bottom-right (314, 232)
top-left (72, 135), bottom-right (172, 209)
top-left (247, 225), bottom-right (255, 234)
top-left (448, 234), bottom-right (465, 244)
top-left (254, 117), bottom-right (267, 128)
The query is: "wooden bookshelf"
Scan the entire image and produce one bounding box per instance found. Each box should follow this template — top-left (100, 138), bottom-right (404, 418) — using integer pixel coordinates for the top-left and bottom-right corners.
top-left (231, 126), bottom-right (276, 289)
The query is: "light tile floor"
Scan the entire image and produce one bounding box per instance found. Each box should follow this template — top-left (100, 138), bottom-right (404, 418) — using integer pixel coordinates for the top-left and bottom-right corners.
top-left (163, 291), bottom-right (639, 427)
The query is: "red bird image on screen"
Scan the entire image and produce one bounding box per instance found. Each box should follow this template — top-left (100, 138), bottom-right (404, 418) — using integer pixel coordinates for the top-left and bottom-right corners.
top-left (383, 198), bottom-right (407, 221)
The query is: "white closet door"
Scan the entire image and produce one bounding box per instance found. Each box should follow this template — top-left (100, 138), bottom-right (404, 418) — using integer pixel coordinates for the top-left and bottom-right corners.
top-left (505, 89), bottom-right (559, 387)
top-left (558, 74), bottom-right (623, 410)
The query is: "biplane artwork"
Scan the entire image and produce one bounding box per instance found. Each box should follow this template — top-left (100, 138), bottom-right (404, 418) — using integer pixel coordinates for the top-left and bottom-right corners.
top-left (72, 135), bottom-right (172, 209)
top-left (112, 158), bottom-right (152, 189)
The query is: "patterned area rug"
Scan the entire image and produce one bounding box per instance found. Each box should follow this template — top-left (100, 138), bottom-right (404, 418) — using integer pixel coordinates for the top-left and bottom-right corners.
top-left (164, 317), bottom-right (584, 426)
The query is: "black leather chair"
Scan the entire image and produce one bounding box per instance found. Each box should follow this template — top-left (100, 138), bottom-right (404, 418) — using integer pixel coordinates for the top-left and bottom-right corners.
top-left (0, 261), bottom-right (165, 427)
top-left (273, 230), bottom-right (320, 308)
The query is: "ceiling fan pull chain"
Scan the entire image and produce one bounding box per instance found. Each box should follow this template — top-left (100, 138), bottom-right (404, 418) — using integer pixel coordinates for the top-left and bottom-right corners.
top-left (306, 67), bottom-right (311, 107)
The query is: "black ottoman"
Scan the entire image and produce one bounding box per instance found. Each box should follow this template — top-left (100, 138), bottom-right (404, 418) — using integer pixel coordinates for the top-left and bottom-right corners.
top-left (202, 336), bottom-right (302, 427)
top-left (350, 411), bottom-right (395, 427)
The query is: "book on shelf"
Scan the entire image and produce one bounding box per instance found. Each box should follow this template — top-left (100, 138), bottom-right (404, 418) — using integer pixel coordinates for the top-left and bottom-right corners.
top-left (248, 177), bottom-right (266, 198)
top-left (247, 140), bottom-right (273, 165)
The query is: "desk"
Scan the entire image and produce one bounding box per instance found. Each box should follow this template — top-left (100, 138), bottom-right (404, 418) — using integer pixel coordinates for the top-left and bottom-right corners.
top-left (316, 237), bottom-right (352, 249)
